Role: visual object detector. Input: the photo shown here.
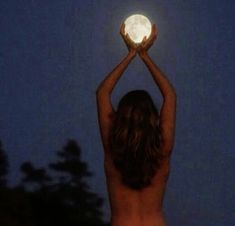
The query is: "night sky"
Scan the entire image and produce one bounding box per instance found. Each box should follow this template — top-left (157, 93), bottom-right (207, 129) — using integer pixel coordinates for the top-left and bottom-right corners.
top-left (0, 0), bottom-right (234, 225)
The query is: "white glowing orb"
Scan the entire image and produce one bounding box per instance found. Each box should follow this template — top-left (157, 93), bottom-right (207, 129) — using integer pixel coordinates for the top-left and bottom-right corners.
top-left (124, 14), bottom-right (152, 44)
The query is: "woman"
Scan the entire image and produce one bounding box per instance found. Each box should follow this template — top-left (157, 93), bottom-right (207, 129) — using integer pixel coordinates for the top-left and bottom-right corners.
top-left (96, 22), bottom-right (176, 226)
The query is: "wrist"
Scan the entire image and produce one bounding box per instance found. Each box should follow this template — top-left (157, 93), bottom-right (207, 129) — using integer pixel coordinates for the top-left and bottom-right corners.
top-left (127, 50), bottom-right (136, 59)
top-left (139, 50), bottom-right (148, 59)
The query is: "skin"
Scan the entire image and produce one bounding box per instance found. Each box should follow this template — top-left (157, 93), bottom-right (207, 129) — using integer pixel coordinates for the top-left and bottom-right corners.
top-left (96, 22), bottom-right (177, 226)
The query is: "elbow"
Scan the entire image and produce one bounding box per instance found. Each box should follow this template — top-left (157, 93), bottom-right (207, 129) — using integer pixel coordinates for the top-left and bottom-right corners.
top-left (164, 90), bottom-right (177, 101)
top-left (96, 90), bottom-right (103, 100)
top-left (170, 86), bottom-right (177, 97)
top-left (96, 84), bottom-right (102, 93)
top-left (162, 85), bottom-right (177, 100)
top-left (96, 86), bottom-right (104, 95)
top-left (172, 90), bottom-right (177, 100)
top-left (96, 88), bottom-right (104, 96)
top-left (96, 88), bottom-right (101, 95)
top-left (96, 88), bottom-right (111, 99)
top-left (96, 86), bottom-right (111, 96)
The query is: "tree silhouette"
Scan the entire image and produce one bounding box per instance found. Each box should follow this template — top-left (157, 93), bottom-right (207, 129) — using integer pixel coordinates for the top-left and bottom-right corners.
top-left (0, 140), bottom-right (8, 187)
top-left (0, 139), bottom-right (107, 226)
top-left (17, 139), bottom-right (107, 226)
top-left (0, 187), bottom-right (32, 226)
top-left (49, 139), bottom-right (105, 226)
top-left (21, 162), bottom-right (52, 190)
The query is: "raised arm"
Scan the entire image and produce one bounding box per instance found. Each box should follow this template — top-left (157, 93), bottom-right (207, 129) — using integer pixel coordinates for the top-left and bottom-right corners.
top-left (96, 23), bottom-right (137, 154)
top-left (139, 25), bottom-right (177, 157)
top-left (96, 51), bottom-right (135, 95)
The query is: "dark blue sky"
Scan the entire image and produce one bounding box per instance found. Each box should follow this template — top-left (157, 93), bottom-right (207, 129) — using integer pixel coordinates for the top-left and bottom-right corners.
top-left (0, 0), bottom-right (234, 225)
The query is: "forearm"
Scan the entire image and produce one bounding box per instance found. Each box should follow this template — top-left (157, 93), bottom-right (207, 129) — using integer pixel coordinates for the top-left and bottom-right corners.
top-left (141, 52), bottom-right (176, 98)
top-left (96, 52), bottom-right (135, 95)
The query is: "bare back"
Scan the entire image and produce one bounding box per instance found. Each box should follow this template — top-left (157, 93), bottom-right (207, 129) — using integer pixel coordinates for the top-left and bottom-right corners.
top-left (104, 153), bottom-right (170, 226)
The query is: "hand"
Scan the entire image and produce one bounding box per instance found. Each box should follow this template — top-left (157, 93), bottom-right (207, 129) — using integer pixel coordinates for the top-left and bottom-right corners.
top-left (120, 22), bottom-right (138, 57)
top-left (138, 24), bottom-right (158, 58)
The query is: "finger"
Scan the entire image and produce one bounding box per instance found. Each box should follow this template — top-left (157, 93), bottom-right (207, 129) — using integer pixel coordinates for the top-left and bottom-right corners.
top-left (141, 36), bottom-right (147, 44)
top-left (122, 23), bottom-right (126, 33)
top-left (151, 24), bottom-right (157, 37)
top-left (126, 35), bottom-right (137, 48)
top-left (123, 33), bottom-right (132, 47)
top-left (126, 33), bottom-right (133, 44)
top-left (143, 36), bottom-right (148, 46)
top-left (143, 35), bottom-right (154, 48)
top-left (150, 26), bottom-right (157, 40)
top-left (122, 35), bottom-right (129, 44)
top-left (140, 39), bottom-right (147, 48)
top-left (152, 24), bottom-right (156, 31)
top-left (149, 35), bottom-right (156, 45)
top-left (152, 27), bottom-right (156, 38)
top-left (153, 24), bottom-right (157, 36)
top-left (152, 27), bottom-right (158, 40)
top-left (120, 22), bottom-right (125, 35)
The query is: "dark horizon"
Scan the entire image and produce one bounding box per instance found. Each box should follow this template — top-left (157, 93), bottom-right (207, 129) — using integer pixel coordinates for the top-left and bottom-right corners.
top-left (0, 0), bottom-right (234, 225)
top-left (0, 139), bottom-right (109, 226)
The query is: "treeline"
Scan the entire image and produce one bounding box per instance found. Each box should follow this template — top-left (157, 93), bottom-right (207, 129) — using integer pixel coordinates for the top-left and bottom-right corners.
top-left (0, 139), bottom-right (109, 226)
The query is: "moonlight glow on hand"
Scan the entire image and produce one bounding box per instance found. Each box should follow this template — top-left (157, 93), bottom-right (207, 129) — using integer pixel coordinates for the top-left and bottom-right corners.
top-left (124, 14), bottom-right (152, 44)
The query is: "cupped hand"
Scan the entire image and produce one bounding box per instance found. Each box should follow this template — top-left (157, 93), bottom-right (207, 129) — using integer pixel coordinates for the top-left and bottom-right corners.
top-left (138, 24), bottom-right (158, 57)
top-left (120, 22), bottom-right (138, 56)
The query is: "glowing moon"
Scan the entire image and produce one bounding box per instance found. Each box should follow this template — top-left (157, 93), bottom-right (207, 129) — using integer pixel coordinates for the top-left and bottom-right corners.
top-left (124, 14), bottom-right (152, 44)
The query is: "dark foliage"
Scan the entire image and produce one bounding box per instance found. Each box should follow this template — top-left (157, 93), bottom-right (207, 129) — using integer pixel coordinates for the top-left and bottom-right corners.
top-left (0, 139), bottom-right (108, 226)
top-left (0, 141), bottom-right (8, 187)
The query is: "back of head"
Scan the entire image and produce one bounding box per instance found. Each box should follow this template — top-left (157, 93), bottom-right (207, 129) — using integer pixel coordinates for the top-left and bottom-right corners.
top-left (109, 90), bottom-right (163, 190)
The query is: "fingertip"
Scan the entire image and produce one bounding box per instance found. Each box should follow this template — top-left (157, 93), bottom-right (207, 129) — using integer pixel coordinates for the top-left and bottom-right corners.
top-left (122, 23), bottom-right (126, 31)
top-left (155, 25), bottom-right (158, 32)
top-left (152, 24), bottom-right (157, 31)
top-left (140, 36), bottom-right (145, 44)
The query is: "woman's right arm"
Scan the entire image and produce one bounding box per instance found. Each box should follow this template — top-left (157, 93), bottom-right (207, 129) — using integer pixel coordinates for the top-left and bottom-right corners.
top-left (139, 25), bottom-right (177, 157)
top-left (96, 22), bottom-right (138, 156)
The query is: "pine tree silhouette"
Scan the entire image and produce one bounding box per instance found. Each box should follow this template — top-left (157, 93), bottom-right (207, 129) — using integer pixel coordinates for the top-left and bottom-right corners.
top-left (0, 140), bottom-right (33, 226)
top-left (0, 139), bottom-right (107, 226)
top-left (0, 140), bottom-right (8, 187)
top-left (21, 161), bottom-right (52, 190)
top-left (49, 139), bottom-right (105, 226)
top-left (18, 139), bottom-right (107, 226)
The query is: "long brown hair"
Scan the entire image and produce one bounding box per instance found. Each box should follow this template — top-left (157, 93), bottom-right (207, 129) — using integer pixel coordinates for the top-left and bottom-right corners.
top-left (109, 90), bottom-right (163, 190)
